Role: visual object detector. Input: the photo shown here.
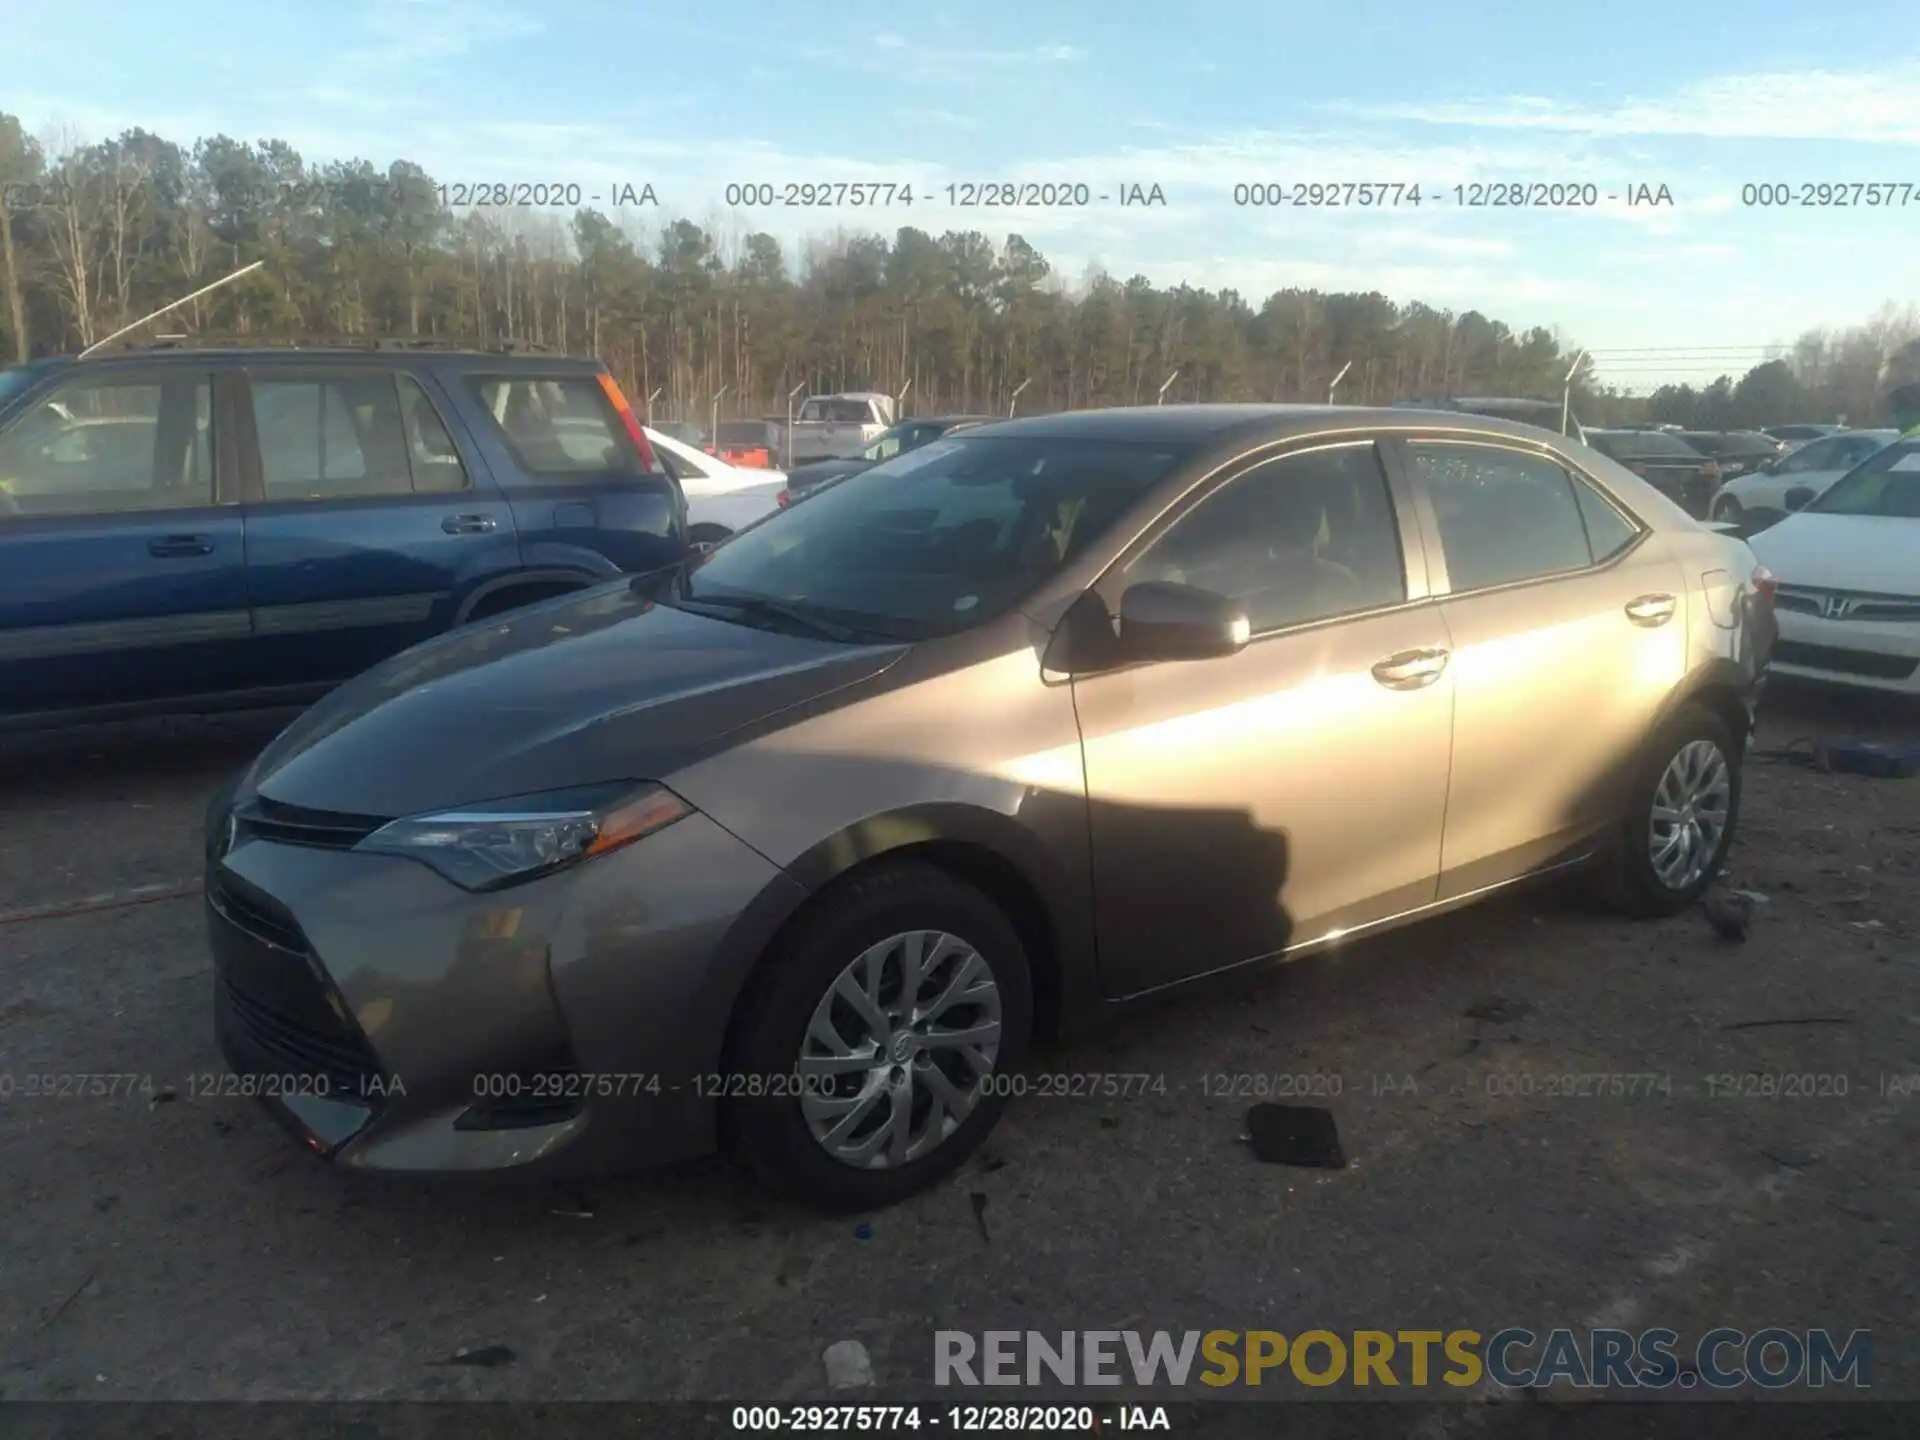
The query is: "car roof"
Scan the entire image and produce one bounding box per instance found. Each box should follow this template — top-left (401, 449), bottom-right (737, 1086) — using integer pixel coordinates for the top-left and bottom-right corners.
top-left (39, 339), bottom-right (605, 375)
top-left (954, 403), bottom-right (1571, 447)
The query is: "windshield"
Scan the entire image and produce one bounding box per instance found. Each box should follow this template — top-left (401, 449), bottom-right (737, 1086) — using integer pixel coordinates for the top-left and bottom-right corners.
top-left (1810, 439), bottom-right (1920, 517)
top-left (670, 434), bottom-right (1195, 640)
top-left (1590, 430), bottom-right (1703, 459)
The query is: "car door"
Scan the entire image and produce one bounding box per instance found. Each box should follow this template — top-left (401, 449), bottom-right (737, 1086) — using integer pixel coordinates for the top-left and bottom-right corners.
top-left (0, 363), bottom-right (250, 719)
top-left (235, 366), bottom-right (518, 688)
top-left (1069, 437), bottom-right (1455, 997)
top-left (1387, 436), bottom-right (1687, 898)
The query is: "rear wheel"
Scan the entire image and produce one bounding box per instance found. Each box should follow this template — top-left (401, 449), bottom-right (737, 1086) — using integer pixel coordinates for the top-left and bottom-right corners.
top-left (1709, 494), bottom-right (1743, 524)
top-left (688, 522), bottom-right (732, 552)
top-left (1594, 704), bottom-right (1741, 917)
top-left (722, 863), bottom-right (1032, 1212)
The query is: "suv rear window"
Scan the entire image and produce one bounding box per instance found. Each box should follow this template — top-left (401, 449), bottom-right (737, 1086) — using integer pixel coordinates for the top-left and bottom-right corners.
top-left (468, 375), bottom-right (656, 478)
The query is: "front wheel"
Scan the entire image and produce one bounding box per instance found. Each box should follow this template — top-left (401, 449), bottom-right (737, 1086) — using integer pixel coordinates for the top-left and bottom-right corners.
top-left (722, 863), bottom-right (1032, 1211)
top-left (1594, 704), bottom-right (1742, 917)
top-left (688, 522), bottom-right (733, 551)
top-left (1710, 494), bottom-right (1744, 525)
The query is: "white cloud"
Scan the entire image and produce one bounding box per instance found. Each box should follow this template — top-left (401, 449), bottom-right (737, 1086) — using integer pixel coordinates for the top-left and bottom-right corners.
top-left (895, 109), bottom-right (985, 132)
top-left (799, 38), bottom-right (1085, 81)
top-left (1324, 63), bottom-right (1920, 143)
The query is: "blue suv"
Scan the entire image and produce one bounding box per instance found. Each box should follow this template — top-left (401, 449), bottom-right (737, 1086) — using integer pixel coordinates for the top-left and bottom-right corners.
top-left (0, 340), bottom-right (689, 731)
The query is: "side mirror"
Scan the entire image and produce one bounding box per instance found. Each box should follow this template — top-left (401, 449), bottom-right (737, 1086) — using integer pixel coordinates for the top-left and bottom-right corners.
top-left (1116, 581), bottom-right (1250, 662)
top-left (1783, 486), bottom-right (1816, 511)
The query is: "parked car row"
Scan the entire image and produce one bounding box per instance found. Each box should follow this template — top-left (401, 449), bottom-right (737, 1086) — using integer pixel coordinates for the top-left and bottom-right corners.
top-left (14, 343), bottom-right (1913, 1211)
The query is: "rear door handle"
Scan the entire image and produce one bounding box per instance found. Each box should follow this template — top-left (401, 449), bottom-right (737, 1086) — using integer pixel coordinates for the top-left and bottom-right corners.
top-left (441, 514), bottom-right (499, 535)
top-left (1626, 593), bottom-right (1677, 626)
top-left (148, 534), bottom-right (213, 557)
top-left (1371, 647), bottom-right (1450, 689)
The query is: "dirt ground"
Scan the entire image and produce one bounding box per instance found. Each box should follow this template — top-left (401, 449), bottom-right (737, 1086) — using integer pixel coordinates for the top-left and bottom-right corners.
top-left (0, 681), bottom-right (1915, 1413)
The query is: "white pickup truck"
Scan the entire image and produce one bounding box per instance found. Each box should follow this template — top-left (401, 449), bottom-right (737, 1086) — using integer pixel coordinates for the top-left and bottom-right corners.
top-left (788, 391), bottom-right (895, 463)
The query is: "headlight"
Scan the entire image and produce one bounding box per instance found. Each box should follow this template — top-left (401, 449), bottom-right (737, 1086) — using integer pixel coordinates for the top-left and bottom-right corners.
top-left (354, 782), bottom-right (692, 891)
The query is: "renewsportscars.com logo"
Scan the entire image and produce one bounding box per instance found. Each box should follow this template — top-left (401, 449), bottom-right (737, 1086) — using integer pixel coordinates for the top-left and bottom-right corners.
top-left (934, 1328), bottom-right (1871, 1390)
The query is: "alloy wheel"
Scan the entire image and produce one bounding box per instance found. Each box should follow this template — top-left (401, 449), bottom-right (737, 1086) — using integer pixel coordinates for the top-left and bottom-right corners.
top-left (796, 930), bottom-right (1002, 1169)
top-left (1648, 738), bottom-right (1731, 890)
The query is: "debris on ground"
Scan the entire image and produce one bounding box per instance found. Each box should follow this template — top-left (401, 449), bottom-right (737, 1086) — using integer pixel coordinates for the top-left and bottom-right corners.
top-left (1702, 887), bottom-right (1756, 942)
top-left (823, 1339), bottom-right (874, 1389)
top-left (436, 1345), bottom-right (515, 1368)
top-left (1244, 1103), bottom-right (1347, 1168)
top-left (1464, 997), bottom-right (1534, 1024)
top-left (969, 1191), bottom-right (991, 1242)
top-left (853, 1221), bottom-right (873, 1241)
top-left (1721, 1015), bottom-right (1854, 1031)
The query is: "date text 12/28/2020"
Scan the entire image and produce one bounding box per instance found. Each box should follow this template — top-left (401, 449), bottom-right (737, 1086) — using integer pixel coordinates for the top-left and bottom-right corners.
top-left (720, 182), bottom-right (1167, 208)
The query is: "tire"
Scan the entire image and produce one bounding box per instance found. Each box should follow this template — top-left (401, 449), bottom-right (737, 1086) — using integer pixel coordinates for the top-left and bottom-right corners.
top-left (688, 522), bottom-right (733, 549)
top-left (722, 863), bottom-right (1033, 1212)
top-left (1593, 704), bottom-right (1742, 917)
top-left (1709, 494), bottom-right (1743, 524)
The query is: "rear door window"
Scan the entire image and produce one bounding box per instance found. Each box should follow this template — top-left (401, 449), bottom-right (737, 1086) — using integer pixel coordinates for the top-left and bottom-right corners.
top-left (1408, 442), bottom-right (1603, 591)
top-left (250, 376), bottom-right (413, 499)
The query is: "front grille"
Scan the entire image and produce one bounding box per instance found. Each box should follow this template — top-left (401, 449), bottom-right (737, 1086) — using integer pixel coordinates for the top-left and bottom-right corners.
top-left (208, 870), bottom-right (307, 953)
top-left (1775, 587), bottom-right (1920, 623)
top-left (222, 980), bottom-right (385, 1096)
top-left (1773, 640), bottom-right (1919, 680)
top-left (234, 795), bottom-right (386, 850)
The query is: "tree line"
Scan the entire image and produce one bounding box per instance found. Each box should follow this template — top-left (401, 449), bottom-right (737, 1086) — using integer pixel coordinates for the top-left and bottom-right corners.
top-left (1, 114), bottom-right (1915, 430)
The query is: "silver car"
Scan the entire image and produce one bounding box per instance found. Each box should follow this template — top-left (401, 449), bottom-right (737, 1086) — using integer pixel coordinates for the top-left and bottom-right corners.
top-left (206, 406), bottom-right (1776, 1211)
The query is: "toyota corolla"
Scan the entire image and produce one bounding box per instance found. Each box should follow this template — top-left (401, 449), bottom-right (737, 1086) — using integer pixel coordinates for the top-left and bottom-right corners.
top-left (206, 406), bottom-right (1774, 1211)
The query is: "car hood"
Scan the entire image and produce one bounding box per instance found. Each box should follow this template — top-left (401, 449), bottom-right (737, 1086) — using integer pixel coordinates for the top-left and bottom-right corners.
top-left (1749, 513), bottom-right (1920, 595)
top-left (238, 581), bottom-right (906, 819)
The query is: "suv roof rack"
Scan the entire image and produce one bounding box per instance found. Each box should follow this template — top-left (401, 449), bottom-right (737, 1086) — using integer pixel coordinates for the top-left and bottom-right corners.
top-left (82, 334), bottom-right (562, 357)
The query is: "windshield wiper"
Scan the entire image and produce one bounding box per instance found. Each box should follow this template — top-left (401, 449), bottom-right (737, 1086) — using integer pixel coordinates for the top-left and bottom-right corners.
top-left (675, 592), bottom-right (869, 643)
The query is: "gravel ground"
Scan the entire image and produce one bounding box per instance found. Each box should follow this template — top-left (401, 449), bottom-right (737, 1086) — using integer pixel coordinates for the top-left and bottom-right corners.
top-left (0, 683), bottom-right (1916, 1410)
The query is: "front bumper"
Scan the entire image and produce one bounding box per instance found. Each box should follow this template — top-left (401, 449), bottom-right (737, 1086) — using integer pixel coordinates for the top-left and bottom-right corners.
top-left (1767, 609), bottom-right (1920, 695)
top-left (208, 808), bottom-right (802, 1177)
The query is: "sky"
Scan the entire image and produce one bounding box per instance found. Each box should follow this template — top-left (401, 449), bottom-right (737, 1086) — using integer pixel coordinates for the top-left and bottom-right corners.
top-left (3, 0), bottom-right (1917, 390)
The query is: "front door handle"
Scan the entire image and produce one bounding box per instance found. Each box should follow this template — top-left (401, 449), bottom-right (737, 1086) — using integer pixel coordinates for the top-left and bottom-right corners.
top-left (1371, 647), bottom-right (1450, 689)
top-left (441, 513), bottom-right (498, 535)
top-left (1626, 593), bottom-right (1677, 627)
top-left (148, 534), bottom-right (213, 557)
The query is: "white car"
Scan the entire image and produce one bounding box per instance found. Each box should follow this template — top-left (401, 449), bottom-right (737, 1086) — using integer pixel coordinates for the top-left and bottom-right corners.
top-left (1709, 429), bottom-right (1897, 525)
top-left (1748, 436), bottom-right (1920, 695)
top-left (645, 427), bottom-right (787, 545)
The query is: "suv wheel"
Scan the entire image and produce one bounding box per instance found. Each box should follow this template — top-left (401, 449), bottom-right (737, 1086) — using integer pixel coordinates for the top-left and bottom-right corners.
top-left (722, 863), bottom-right (1032, 1211)
top-left (688, 523), bottom-right (732, 550)
top-left (1709, 494), bottom-right (1743, 524)
top-left (1596, 704), bottom-right (1741, 917)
